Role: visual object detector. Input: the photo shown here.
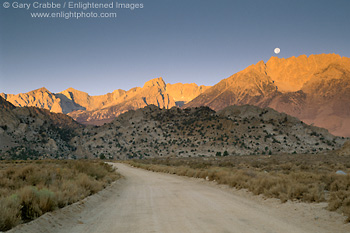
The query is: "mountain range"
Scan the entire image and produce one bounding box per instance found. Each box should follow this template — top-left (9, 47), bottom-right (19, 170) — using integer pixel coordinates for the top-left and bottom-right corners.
top-left (1, 96), bottom-right (346, 160)
top-left (1, 53), bottom-right (350, 137)
top-left (0, 79), bottom-right (209, 125)
top-left (185, 54), bottom-right (350, 137)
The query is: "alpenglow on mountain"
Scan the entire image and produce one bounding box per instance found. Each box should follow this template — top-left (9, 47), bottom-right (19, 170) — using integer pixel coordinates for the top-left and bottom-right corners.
top-left (1, 54), bottom-right (350, 137)
top-left (0, 80), bottom-right (210, 125)
top-left (185, 54), bottom-right (350, 137)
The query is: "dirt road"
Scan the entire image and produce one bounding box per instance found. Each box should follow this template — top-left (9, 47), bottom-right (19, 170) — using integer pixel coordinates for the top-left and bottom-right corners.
top-left (9, 163), bottom-right (350, 233)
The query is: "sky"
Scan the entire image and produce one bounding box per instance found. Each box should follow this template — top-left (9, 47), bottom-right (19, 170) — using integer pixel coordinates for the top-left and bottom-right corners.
top-left (1, 0), bottom-right (350, 95)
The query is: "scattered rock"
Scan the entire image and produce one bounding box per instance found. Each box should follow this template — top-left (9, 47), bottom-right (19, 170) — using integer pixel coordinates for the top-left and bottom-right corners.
top-left (336, 170), bottom-right (347, 175)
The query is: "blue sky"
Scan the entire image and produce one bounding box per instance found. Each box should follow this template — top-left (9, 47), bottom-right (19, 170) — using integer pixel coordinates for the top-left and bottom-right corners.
top-left (1, 0), bottom-right (349, 95)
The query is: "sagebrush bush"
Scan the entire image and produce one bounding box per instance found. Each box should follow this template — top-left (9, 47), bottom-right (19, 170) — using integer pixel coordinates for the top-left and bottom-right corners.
top-left (0, 160), bottom-right (119, 231)
top-left (0, 196), bottom-right (21, 231)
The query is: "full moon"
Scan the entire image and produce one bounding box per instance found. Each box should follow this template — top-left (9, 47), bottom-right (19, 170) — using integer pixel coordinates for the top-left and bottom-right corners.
top-left (274, 48), bottom-right (280, 54)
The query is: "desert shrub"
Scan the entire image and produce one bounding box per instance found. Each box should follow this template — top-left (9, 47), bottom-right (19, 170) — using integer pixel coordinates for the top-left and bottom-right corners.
top-left (54, 180), bottom-right (83, 207)
top-left (0, 196), bottom-right (21, 231)
top-left (0, 160), bottom-right (119, 231)
top-left (18, 186), bottom-right (57, 221)
top-left (76, 173), bottom-right (103, 195)
top-left (70, 161), bottom-right (112, 181)
top-left (329, 190), bottom-right (350, 222)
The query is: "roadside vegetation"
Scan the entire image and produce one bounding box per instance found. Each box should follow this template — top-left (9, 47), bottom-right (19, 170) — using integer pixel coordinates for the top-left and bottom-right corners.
top-left (127, 153), bottom-right (350, 222)
top-left (0, 160), bottom-right (119, 231)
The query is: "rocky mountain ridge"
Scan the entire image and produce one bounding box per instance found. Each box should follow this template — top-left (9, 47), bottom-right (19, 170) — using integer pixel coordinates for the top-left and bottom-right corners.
top-left (1, 78), bottom-right (209, 125)
top-left (0, 96), bottom-right (81, 159)
top-left (1, 96), bottom-right (348, 160)
top-left (75, 104), bottom-right (346, 160)
top-left (185, 54), bottom-right (350, 137)
top-left (1, 53), bottom-right (350, 136)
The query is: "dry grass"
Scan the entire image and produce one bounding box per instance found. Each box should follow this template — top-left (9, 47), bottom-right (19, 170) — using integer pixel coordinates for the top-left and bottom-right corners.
top-left (0, 160), bottom-right (119, 231)
top-left (127, 153), bottom-right (350, 222)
